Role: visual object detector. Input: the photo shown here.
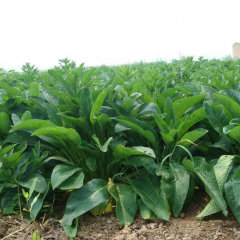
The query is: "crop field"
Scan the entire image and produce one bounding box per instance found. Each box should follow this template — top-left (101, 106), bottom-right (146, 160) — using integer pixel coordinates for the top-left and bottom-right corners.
top-left (1, 57), bottom-right (240, 239)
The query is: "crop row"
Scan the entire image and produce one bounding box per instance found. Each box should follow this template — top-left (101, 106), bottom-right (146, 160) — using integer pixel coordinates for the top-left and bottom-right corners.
top-left (1, 57), bottom-right (240, 238)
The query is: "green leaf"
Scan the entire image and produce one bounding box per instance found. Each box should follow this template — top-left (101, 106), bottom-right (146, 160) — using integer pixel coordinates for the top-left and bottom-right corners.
top-left (51, 164), bottom-right (84, 190)
top-left (13, 119), bottom-right (56, 131)
top-left (61, 179), bottom-right (109, 230)
top-left (179, 128), bottom-right (208, 147)
top-left (29, 183), bottom-right (50, 220)
top-left (32, 126), bottom-right (81, 145)
top-left (197, 155), bottom-right (234, 219)
top-left (22, 111), bottom-right (32, 121)
top-left (11, 114), bottom-right (22, 126)
top-left (48, 69), bottom-right (74, 96)
top-left (164, 97), bottom-right (175, 124)
top-left (114, 117), bottom-right (158, 147)
top-left (226, 126), bottom-right (240, 144)
top-left (154, 113), bottom-right (170, 134)
top-left (92, 135), bottom-right (113, 152)
top-left (137, 199), bottom-right (158, 219)
top-left (22, 189), bottom-right (29, 199)
top-left (108, 181), bottom-right (137, 227)
top-left (81, 68), bottom-right (96, 87)
top-left (32, 230), bottom-right (41, 240)
top-left (0, 112), bottom-right (10, 135)
top-left (29, 82), bottom-right (40, 97)
top-left (0, 144), bottom-right (17, 157)
top-left (62, 217), bottom-right (79, 238)
top-left (29, 178), bottom-right (37, 199)
top-left (162, 162), bottom-right (190, 217)
top-left (119, 156), bottom-right (157, 174)
top-left (137, 103), bottom-right (160, 116)
top-left (1, 142), bottom-right (27, 167)
top-left (214, 93), bottom-right (240, 119)
top-left (174, 95), bottom-right (205, 121)
top-left (203, 100), bottom-right (229, 134)
top-left (225, 178), bottom-right (240, 223)
top-left (161, 133), bottom-right (175, 149)
top-left (177, 107), bottom-right (206, 138)
top-left (80, 88), bottom-right (93, 127)
top-left (211, 137), bottom-right (232, 152)
top-left (113, 145), bottom-right (155, 160)
top-left (62, 115), bottom-right (92, 137)
top-left (192, 157), bottom-right (227, 216)
top-left (130, 178), bottom-right (170, 220)
top-left (20, 173), bottom-right (48, 194)
top-left (122, 96), bottom-right (134, 111)
top-left (90, 89), bottom-right (109, 124)
top-left (220, 89), bottom-right (240, 105)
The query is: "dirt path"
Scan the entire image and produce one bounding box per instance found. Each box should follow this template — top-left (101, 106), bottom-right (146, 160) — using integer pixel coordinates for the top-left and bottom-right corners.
top-left (1, 196), bottom-right (240, 240)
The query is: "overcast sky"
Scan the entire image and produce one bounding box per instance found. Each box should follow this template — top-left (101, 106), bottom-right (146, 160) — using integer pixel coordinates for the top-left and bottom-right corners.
top-left (0, 0), bottom-right (240, 71)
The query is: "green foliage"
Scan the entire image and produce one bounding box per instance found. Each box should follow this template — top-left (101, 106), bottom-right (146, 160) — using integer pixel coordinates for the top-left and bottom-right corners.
top-left (1, 58), bottom-right (240, 238)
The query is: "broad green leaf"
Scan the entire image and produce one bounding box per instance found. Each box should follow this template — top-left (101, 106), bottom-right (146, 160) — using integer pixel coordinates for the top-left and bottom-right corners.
top-left (226, 126), bottom-right (240, 144)
top-left (0, 112), bottom-right (10, 135)
top-left (29, 178), bottom-right (37, 199)
top-left (0, 144), bottom-right (16, 157)
top-left (80, 88), bottom-right (93, 127)
top-left (164, 97), bottom-right (175, 124)
top-left (193, 157), bottom-right (227, 216)
top-left (81, 68), bottom-right (96, 87)
top-left (174, 95), bottom-right (205, 121)
top-left (29, 82), bottom-right (40, 97)
top-left (62, 115), bottom-right (92, 137)
top-left (225, 178), bottom-right (240, 223)
top-left (61, 179), bottom-right (109, 228)
top-left (20, 173), bottom-right (48, 194)
top-left (51, 164), bottom-right (84, 190)
top-left (179, 128), bottom-right (208, 147)
top-left (137, 199), bottom-right (158, 219)
top-left (122, 96), bottom-right (134, 111)
top-left (22, 111), bottom-right (32, 121)
top-left (62, 217), bottom-right (79, 238)
top-left (161, 133), bottom-right (175, 149)
top-left (113, 145), bottom-right (155, 160)
top-left (137, 103), bottom-right (160, 116)
top-left (214, 93), bottom-right (240, 119)
top-left (42, 103), bottom-right (62, 125)
top-left (90, 89), bottom-right (109, 124)
top-left (119, 156), bottom-right (157, 174)
top-left (114, 117), bottom-right (158, 147)
top-left (11, 114), bottom-right (22, 126)
top-left (48, 69), bottom-right (74, 96)
top-left (154, 113), bottom-right (170, 134)
top-left (0, 82), bottom-right (21, 98)
top-left (203, 100), bottom-right (229, 134)
top-left (211, 137), bottom-right (232, 152)
top-left (108, 181), bottom-right (137, 227)
top-left (32, 126), bottom-right (81, 145)
top-left (220, 89), bottom-right (240, 105)
top-left (197, 155), bottom-right (234, 219)
top-left (177, 107), bottom-right (206, 138)
top-left (130, 178), bottom-right (170, 220)
top-left (29, 183), bottom-right (50, 220)
top-left (162, 162), bottom-right (190, 217)
top-left (1, 142), bottom-right (27, 167)
top-left (13, 119), bottom-right (55, 131)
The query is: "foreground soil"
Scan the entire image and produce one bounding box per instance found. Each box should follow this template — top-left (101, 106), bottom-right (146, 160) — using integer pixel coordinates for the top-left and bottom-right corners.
top-left (1, 195), bottom-right (240, 240)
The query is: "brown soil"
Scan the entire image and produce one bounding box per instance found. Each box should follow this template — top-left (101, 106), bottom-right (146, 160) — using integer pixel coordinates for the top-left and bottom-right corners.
top-left (1, 195), bottom-right (240, 240)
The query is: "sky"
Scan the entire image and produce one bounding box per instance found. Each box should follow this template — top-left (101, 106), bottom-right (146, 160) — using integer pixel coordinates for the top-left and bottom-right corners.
top-left (0, 0), bottom-right (240, 71)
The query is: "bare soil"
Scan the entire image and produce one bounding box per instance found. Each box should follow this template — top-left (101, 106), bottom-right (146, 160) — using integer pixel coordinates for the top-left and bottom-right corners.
top-left (1, 194), bottom-right (240, 240)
